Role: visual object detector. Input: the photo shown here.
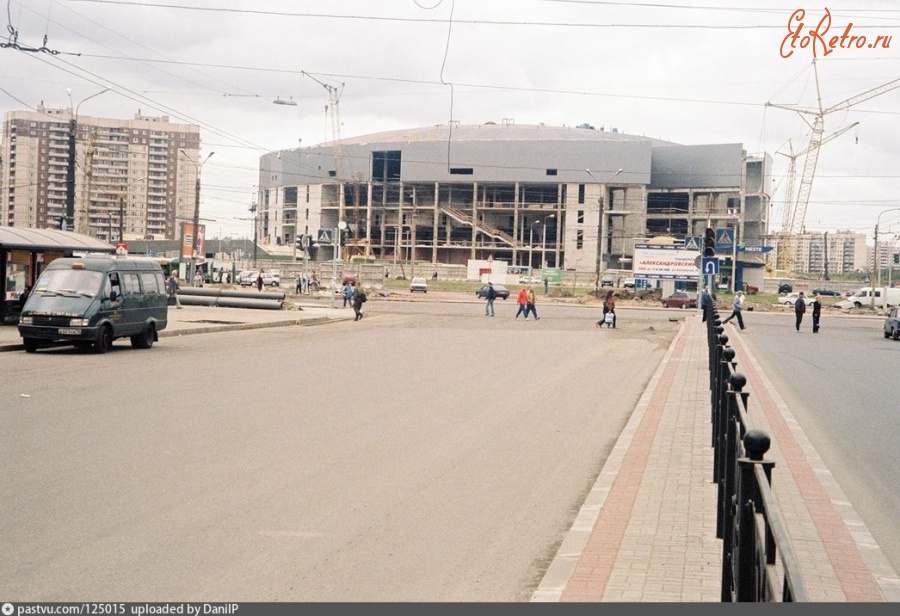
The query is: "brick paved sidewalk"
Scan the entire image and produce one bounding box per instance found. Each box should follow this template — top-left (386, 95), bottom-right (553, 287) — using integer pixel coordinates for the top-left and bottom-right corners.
top-left (532, 315), bottom-right (898, 602)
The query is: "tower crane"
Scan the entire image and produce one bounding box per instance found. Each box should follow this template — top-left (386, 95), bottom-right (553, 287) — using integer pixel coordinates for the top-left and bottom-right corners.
top-left (773, 122), bottom-right (857, 271)
top-left (767, 59), bottom-right (900, 273)
top-left (302, 71), bottom-right (345, 182)
top-left (302, 71), bottom-right (350, 255)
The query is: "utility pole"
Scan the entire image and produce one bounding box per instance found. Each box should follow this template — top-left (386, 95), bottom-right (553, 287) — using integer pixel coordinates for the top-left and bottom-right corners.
top-left (180, 150), bottom-right (214, 286)
top-left (586, 168), bottom-right (623, 286)
top-left (66, 87), bottom-right (109, 232)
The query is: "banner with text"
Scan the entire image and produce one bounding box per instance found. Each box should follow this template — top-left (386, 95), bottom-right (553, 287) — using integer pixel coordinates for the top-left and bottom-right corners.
top-left (633, 244), bottom-right (700, 281)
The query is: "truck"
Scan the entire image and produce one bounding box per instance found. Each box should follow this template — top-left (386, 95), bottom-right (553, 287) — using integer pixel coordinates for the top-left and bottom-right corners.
top-left (836, 286), bottom-right (900, 310)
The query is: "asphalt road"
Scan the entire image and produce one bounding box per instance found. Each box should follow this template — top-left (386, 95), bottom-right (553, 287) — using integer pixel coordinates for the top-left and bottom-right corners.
top-left (0, 299), bottom-right (681, 601)
top-left (728, 308), bottom-right (900, 575)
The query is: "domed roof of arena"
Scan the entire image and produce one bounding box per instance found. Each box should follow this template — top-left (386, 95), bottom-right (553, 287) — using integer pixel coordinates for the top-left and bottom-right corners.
top-left (337, 123), bottom-right (677, 148)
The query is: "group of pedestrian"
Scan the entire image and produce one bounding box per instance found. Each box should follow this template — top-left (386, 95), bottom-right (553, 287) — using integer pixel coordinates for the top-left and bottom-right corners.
top-left (794, 292), bottom-right (822, 333)
top-left (513, 285), bottom-right (540, 320)
top-left (719, 288), bottom-right (823, 334)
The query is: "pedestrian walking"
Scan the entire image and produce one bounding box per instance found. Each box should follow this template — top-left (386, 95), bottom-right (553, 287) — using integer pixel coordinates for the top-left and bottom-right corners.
top-left (701, 286), bottom-right (713, 323)
top-left (598, 290), bottom-right (616, 328)
top-left (721, 290), bottom-right (745, 330)
top-left (811, 294), bottom-right (822, 333)
top-left (193, 270), bottom-right (203, 288)
top-left (342, 283), bottom-right (353, 308)
top-left (352, 284), bottom-right (367, 321)
top-left (514, 286), bottom-right (529, 319)
top-left (794, 291), bottom-right (807, 332)
top-left (525, 285), bottom-right (540, 320)
top-left (166, 273), bottom-right (182, 309)
top-left (256, 272), bottom-right (264, 292)
top-left (484, 282), bottom-right (497, 317)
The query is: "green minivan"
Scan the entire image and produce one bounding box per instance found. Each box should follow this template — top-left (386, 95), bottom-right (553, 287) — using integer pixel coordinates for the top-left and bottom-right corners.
top-left (18, 256), bottom-right (168, 353)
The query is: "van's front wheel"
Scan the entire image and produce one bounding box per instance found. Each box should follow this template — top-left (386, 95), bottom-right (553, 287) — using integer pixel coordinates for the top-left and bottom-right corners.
top-left (131, 323), bottom-right (155, 349)
top-left (94, 325), bottom-right (113, 354)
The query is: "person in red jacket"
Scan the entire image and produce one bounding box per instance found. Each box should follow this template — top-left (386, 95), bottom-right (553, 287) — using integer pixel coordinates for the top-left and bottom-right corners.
top-left (515, 286), bottom-right (529, 320)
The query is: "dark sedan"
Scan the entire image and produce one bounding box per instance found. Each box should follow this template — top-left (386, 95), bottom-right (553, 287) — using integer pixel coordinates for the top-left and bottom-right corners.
top-left (661, 291), bottom-right (697, 309)
top-left (812, 287), bottom-right (841, 297)
top-left (475, 284), bottom-right (510, 300)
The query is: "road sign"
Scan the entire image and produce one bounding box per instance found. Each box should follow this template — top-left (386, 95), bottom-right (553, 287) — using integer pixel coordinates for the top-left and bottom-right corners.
top-left (317, 229), bottom-right (333, 245)
top-left (684, 236), bottom-right (702, 251)
top-left (701, 257), bottom-right (720, 275)
top-left (715, 228), bottom-right (734, 246)
top-left (740, 245), bottom-right (773, 253)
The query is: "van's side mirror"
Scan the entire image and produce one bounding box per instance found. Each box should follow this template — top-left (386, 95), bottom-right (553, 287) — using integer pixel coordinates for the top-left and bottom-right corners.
top-left (109, 290), bottom-right (118, 302)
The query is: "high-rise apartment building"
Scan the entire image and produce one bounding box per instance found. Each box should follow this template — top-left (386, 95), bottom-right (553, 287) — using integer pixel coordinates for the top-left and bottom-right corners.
top-left (1, 106), bottom-right (201, 241)
top-left (770, 231), bottom-right (868, 275)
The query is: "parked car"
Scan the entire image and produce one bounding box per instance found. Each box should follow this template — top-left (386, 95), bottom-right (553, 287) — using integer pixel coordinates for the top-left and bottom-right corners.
top-left (884, 306), bottom-right (900, 340)
top-left (661, 291), bottom-right (697, 309)
top-left (410, 277), bottom-right (428, 293)
top-left (518, 276), bottom-right (541, 284)
top-left (812, 287), bottom-right (841, 297)
top-left (475, 284), bottom-right (509, 300)
top-left (777, 282), bottom-right (793, 294)
top-left (261, 270), bottom-right (281, 287)
top-left (623, 278), bottom-right (636, 289)
top-left (237, 270), bottom-right (257, 286)
top-left (237, 270), bottom-right (279, 287)
top-left (600, 275), bottom-right (614, 288)
top-left (777, 292), bottom-right (813, 306)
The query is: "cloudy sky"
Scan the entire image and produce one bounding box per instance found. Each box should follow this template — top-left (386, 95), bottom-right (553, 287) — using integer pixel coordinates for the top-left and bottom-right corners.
top-left (2, 0), bottom-right (899, 243)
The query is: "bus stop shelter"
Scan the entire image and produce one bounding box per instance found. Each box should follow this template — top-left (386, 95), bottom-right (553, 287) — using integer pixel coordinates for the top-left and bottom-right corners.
top-left (1, 226), bottom-right (114, 324)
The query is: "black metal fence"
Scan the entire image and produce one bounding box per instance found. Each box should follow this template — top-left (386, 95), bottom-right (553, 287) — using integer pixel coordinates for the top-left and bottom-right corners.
top-left (704, 301), bottom-right (809, 602)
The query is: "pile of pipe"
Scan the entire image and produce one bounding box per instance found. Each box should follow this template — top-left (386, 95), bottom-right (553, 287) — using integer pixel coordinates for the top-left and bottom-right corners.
top-left (176, 287), bottom-right (285, 310)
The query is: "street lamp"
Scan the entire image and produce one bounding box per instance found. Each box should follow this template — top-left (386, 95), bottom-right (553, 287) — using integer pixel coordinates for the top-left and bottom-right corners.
top-left (529, 220), bottom-right (540, 276)
top-left (874, 207), bottom-right (900, 309)
top-left (179, 150), bottom-right (215, 286)
top-left (585, 168), bottom-right (623, 286)
top-left (65, 87), bottom-right (110, 231)
top-left (330, 220), bottom-right (347, 309)
top-left (540, 214), bottom-right (556, 271)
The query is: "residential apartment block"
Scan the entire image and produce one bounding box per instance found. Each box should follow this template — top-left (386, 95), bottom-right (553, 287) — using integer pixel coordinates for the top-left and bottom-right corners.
top-left (1, 106), bottom-right (201, 241)
top-left (769, 231), bottom-right (869, 275)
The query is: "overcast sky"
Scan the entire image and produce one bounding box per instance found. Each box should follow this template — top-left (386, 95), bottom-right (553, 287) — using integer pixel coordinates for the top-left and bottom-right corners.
top-left (2, 0), bottom-right (899, 243)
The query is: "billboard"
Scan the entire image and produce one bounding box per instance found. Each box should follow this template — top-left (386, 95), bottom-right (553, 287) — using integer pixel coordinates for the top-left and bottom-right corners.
top-left (180, 222), bottom-right (206, 260)
top-left (633, 244), bottom-right (700, 281)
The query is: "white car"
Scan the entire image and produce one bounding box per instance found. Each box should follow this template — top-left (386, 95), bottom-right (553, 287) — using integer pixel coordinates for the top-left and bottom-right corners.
top-left (777, 292), bottom-right (813, 306)
top-left (518, 276), bottom-right (541, 284)
top-left (410, 277), bottom-right (428, 293)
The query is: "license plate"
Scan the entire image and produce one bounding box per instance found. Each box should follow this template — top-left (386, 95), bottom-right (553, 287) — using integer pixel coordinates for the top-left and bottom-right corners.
top-left (58, 328), bottom-right (80, 335)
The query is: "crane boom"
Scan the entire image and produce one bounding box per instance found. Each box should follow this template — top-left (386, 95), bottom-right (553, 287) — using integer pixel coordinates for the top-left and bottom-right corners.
top-left (767, 59), bottom-right (900, 274)
top-left (302, 71), bottom-right (346, 231)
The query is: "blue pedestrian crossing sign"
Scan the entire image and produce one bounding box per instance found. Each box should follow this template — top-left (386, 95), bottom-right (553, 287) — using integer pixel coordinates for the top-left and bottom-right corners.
top-left (317, 229), bottom-right (333, 245)
top-left (716, 227), bottom-right (734, 246)
top-left (684, 236), bottom-right (702, 251)
top-left (701, 257), bottom-right (720, 275)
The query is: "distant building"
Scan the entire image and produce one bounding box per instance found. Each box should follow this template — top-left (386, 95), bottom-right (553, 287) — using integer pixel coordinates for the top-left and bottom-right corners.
top-left (257, 123), bottom-right (771, 286)
top-left (1, 106), bottom-right (201, 241)
top-left (769, 231), bottom-right (868, 275)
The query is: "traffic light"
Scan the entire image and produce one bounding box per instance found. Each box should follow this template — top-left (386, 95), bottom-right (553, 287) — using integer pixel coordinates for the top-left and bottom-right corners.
top-left (894, 252), bottom-right (899, 265)
top-left (704, 228), bottom-right (716, 257)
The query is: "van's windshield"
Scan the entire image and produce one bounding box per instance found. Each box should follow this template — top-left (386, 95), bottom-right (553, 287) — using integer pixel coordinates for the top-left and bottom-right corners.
top-left (33, 269), bottom-right (104, 298)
